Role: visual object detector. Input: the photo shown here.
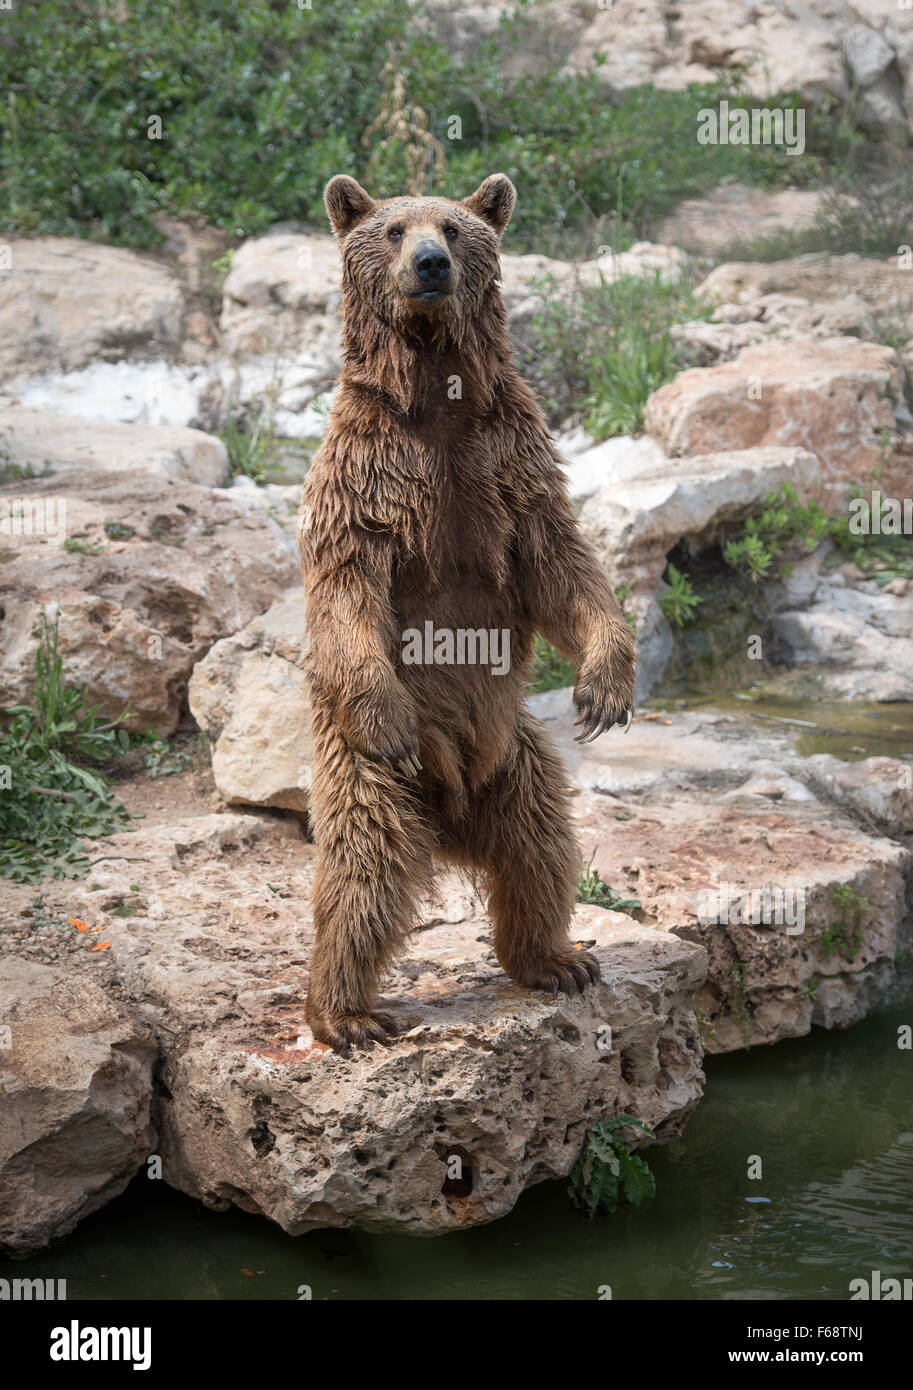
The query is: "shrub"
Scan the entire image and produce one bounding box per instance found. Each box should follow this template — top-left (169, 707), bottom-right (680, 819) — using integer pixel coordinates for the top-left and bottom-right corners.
top-left (0, 1), bottom-right (843, 251)
top-left (659, 563), bottom-right (703, 627)
top-left (568, 1116), bottom-right (656, 1217)
top-left (0, 614), bottom-right (134, 883)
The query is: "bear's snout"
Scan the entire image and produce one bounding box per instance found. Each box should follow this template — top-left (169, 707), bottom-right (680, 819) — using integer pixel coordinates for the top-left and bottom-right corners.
top-left (413, 242), bottom-right (451, 290)
top-left (395, 228), bottom-right (455, 307)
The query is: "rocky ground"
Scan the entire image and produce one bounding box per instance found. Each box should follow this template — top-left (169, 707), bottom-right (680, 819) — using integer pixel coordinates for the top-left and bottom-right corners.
top-left (1, 173), bottom-right (912, 1251)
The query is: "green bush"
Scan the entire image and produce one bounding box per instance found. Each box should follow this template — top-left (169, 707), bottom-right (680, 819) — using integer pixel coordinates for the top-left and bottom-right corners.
top-left (723, 482), bottom-right (831, 583)
top-left (518, 270), bottom-right (710, 430)
top-left (0, 0), bottom-right (837, 250)
top-left (0, 614), bottom-right (134, 883)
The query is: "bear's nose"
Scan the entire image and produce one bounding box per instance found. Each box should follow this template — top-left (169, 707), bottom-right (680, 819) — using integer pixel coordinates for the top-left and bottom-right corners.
top-left (413, 245), bottom-right (451, 288)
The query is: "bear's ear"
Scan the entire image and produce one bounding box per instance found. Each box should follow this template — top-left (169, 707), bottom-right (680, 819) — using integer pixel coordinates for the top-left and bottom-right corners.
top-left (462, 174), bottom-right (516, 236)
top-left (324, 175), bottom-right (376, 236)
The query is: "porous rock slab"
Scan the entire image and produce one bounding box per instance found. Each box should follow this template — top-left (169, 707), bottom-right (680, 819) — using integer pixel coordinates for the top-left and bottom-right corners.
top-left (0, 959), bottom-right (157, 1254)
top-left (0, 469), bottom-right (297, 732)
top-left (643, 337), bottom-right (904, 482)
top-left (0, 407), bottom-right (228, 486)
top-left (84, 812), bottom-right (706, 1236)
top-left (188, 588), bottom-right (312, 813)
top-left (533, 691), bottom-right (913, 1054)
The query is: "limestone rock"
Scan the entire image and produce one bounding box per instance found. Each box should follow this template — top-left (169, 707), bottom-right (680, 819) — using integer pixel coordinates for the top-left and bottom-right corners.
top-left (531, 691), bottom-right (913, 1054)
top-left (578, 445), bottom-right (819, 592)
top-left (0, 237), bottom-right (190, 380)
top-left (220, 231), bottom-right (343, 361)
top-left (697, 256), bottom-right (913, 339)
top-left (774, 576), bottom-right (913, 700)
top-left (0, 408), bottom-right (228, 486)
top-left (558, 432), bottom-right (668, 503)
top-left (0, 470), bottom-right (298, 733)
top-left (0, 959), bottom-right (156, 1254)
top-left (189, 589), bottom-right (312, 814)
top-left (656, 185), bottom-right (830, 256)
top-left (644, 338), bottom-right (904, 481)
top-left (68, 811), bottom-right (706, 1237)
top-left (2, 361), bottom-right (228, 435)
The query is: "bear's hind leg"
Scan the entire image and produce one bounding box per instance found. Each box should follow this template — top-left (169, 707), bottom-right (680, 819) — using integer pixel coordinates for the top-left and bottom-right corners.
top-left (448, 713), bottom-right (600, 995)
top-left (306, 717), bottom-right (433, 1052)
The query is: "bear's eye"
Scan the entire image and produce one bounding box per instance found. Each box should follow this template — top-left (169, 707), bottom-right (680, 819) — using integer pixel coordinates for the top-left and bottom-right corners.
top-left (387, 226), bottom-right (404, 242)
top-left (443, 225), bottom-right (459, 241)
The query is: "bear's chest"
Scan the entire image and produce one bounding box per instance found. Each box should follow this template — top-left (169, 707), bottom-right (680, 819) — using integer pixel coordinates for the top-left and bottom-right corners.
top-left (397, 436), bottom-right (515, 596)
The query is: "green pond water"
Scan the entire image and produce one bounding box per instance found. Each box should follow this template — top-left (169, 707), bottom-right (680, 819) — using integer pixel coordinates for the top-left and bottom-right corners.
top-left (651, 669), bottom-right (913, 762)
top-left (3, 1005), bottom-right (911, 1301)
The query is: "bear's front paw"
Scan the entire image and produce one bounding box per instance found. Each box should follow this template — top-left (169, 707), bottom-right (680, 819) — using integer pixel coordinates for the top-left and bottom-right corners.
top-left (308, 1009), bottom-right (399, 1055)
top-left (573, 627), bottom-right (636, 744)
top-left (346, 688), bottom-right (422, 776)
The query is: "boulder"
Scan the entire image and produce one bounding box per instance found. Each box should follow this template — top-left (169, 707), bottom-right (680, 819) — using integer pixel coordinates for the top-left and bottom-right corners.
top-left (0, 959), bottom-right (156, 1254)
top-left (558, 432), bottom-right (668, 504)
top-left (656, 185), bottom-right (830, 256)
top-left (643, 338), bottom-right (905, 481)
top-left (697, 256), bottom-right (913, 341)
top-left (44, 810), bottom-right (706, 1237)
top-left (531, 690), bottom-right (913, 1054)
top-left (0, 237), bottom-right (190, 380)
top-left (0, 470), bottom-right (298, 733)
top-left (189, 589), bottom-right (312, 814)
top-left (774, 574), bottom-right (913, 700)
top-left (578, 444), bottom-right (820, 592)
top-left (0, 408), bottom-right (228, 486)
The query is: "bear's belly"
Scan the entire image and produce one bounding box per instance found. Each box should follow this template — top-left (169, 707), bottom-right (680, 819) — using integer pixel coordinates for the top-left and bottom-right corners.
top-left (392, 580), bottom-right (535, 789)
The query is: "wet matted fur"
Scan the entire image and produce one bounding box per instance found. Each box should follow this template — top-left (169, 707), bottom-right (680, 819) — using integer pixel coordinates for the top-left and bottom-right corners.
top-left (299, 173), bottom-right (636, 1052)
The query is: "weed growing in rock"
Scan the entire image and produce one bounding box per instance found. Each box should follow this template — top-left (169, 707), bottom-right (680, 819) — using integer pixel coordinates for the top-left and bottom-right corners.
top-left (659, 563), bottom-right (703, 627)
top-left (577, 852), bottom-right (641, 913)
top-left (723, 482), bottom-right (830, 583)
top-left (0, 613), bottom-right (134, 883)
top-left (823, 884), bottom-right (870, 961)
top-left (568, 1116), bottom-right (656, 1217)
top-left (222, 403), bottom-right (279, 485)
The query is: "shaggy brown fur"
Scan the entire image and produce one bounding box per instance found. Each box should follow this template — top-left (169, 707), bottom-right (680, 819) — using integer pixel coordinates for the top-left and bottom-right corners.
top-left (299, 173), bottom-right (636, 1052)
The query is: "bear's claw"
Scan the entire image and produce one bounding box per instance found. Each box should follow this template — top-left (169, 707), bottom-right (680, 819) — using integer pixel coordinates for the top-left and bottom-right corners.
top-left (309, 1011), bottom-right (399, 1055)
top-left (516, 950), bottom-right (601, 995)
top-left (573, 707), bottom-right (633, 743)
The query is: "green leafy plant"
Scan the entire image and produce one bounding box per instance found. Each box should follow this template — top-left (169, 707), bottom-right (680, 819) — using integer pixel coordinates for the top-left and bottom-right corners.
top-left (723, 482), bottom-right (830, 583)
top-left (62, 537), bottom-right (103, 556)
top-left (142, 738), bottom-right (195, 779)
top-left (577, 851), bottom-right (641, 912)
top-left (568, 1115), bottom-right (656, 1218)
top-left (519, 270), bottom-right (711, 430)
top-left (658, 563), bottom-right (703, 628)
top-left (0, 1), bottom-right (847, 250)
top-left (0, 613), bottom-right (134, 882)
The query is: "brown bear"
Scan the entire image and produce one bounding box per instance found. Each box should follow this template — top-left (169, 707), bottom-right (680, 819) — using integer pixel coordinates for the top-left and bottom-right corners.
top-left (299, 173), bottom-right (636, 1052)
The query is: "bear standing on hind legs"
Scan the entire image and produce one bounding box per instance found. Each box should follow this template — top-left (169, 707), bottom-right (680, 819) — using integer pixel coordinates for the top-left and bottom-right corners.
top-left (299, 172), bottom-right (636, 1053)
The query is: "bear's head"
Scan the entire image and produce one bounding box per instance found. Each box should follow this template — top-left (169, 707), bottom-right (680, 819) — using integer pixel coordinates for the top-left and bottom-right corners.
top-left (323, 174), bottom-right (516, 331)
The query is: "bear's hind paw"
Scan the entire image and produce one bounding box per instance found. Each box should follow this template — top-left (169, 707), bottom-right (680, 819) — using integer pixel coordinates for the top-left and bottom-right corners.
top-left (309, 1010), bottom-right (399, 1055)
